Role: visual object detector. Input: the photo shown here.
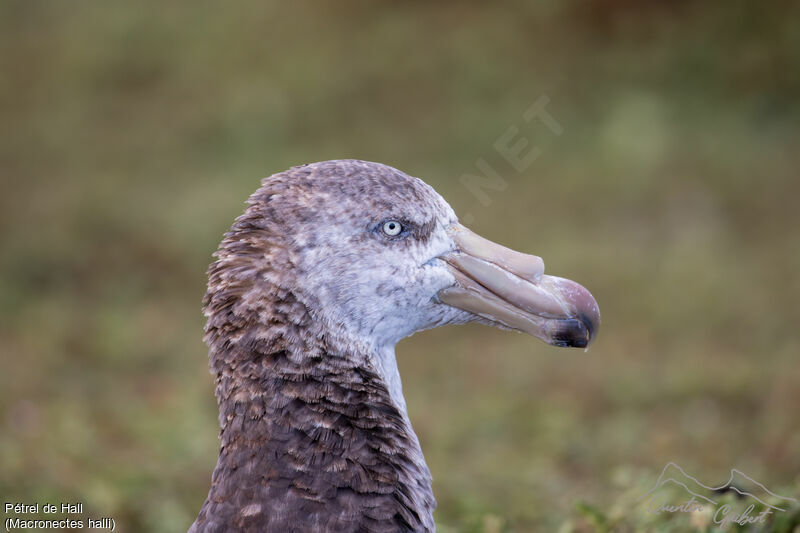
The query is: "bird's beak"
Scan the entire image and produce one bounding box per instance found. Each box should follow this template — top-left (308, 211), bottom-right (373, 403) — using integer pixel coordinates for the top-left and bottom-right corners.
top-left (437, 224), bottom-right (600, 348)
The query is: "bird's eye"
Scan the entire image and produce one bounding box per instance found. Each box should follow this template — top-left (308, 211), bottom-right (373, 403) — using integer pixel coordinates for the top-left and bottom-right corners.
top-left (382, 220), bottom-right (403, 237)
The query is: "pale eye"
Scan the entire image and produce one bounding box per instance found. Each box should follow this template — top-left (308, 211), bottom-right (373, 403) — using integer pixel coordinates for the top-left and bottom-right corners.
top-left (382, 220), bottom-right (403, 236)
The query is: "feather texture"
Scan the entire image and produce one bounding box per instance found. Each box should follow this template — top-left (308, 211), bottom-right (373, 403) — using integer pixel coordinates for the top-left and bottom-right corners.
top-left (190, 161), bottom-right (449, 532)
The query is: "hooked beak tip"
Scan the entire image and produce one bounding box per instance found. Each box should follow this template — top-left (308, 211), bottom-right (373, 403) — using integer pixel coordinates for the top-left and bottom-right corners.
top-left (551, 276), bottom-right (601, 348)
top-left (580, 311), bottom-right (599, 344)
top-left (550, 311), bottom-right (598, 349)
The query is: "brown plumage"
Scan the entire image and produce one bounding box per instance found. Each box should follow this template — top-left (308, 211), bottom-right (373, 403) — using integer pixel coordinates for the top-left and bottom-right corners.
top-left (190, 160), bottom-right (600, 532)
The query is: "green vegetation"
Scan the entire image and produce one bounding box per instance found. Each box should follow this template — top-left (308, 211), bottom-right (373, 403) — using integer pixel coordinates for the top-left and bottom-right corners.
top-left (1, 2), bottom-right (799, 531)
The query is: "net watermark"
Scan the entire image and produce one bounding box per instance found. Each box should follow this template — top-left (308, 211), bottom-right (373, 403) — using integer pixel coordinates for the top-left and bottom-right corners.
top-left (459, 94), bottom-right (563, 225)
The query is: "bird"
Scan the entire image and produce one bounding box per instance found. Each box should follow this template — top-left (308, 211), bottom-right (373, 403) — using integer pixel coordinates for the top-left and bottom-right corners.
top-left (189, 160), bottom-right (600, 532)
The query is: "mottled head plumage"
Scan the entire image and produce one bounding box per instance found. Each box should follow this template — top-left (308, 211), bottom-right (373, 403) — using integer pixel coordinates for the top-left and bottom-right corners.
top-left (193, 159), bottom-right (599, 533)
top-left (205, 160), bottom-right (467, 359)
top-left (194, 160), bottom-right (464, 533)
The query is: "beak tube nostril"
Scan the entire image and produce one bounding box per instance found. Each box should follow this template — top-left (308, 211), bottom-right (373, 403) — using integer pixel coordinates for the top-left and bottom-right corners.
top-left (438, 224), bottom-right (600, 348)
top-left (447, 224), bottom-right (545, 283)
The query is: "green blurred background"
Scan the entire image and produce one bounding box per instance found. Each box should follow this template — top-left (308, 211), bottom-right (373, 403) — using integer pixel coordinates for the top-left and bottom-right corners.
top-left (2, 2), bottom-right (799, 531)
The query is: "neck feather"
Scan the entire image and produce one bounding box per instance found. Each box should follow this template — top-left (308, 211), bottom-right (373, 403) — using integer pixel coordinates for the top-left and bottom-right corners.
top-left (191, 284), bottom-right (435, 532)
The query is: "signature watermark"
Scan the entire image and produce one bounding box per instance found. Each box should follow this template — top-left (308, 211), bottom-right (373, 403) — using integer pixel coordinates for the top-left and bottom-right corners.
top-left (636, 462), bottom-right (799, 528)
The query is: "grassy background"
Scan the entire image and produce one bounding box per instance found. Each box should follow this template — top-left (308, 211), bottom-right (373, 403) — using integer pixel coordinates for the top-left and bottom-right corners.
top-left (1, 1), bottom-right (799, 531)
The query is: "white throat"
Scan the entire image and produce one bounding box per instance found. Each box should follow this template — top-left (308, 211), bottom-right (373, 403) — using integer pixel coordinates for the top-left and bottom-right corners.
top-left (370, 345), bottom-right (408, 415)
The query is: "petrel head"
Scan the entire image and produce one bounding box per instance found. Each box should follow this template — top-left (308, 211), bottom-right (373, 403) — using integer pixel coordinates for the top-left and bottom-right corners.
top-left (209, 159), bottom-right (599, 354)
